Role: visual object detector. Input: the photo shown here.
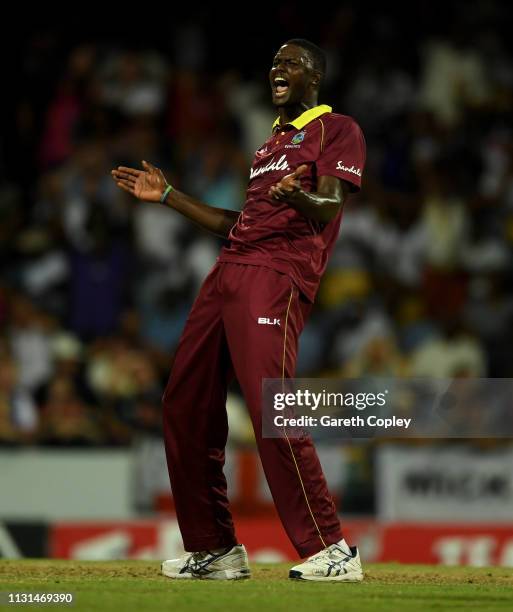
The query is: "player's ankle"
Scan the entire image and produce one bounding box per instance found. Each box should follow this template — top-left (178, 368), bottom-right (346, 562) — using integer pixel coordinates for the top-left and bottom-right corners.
top-left (209, 547), bottom-right (232, 554)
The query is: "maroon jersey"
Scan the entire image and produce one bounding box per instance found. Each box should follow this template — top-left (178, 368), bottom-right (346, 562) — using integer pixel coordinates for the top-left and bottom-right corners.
top-left (218, 104), bottom-right (366, 302)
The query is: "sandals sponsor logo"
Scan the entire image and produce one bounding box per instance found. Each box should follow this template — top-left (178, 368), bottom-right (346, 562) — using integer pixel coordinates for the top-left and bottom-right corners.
top-left (336, 162), bottom-right (362, 176)
top-left (250, 155), bottom-right (290, 179)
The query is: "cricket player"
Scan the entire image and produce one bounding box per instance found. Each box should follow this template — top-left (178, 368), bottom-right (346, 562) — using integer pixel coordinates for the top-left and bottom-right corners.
top-left (112, 38), bottom-right (366, 582)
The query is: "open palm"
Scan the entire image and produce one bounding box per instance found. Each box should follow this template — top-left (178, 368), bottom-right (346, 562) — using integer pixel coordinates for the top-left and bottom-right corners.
top-left (111, 160), bottom-right (168, 203)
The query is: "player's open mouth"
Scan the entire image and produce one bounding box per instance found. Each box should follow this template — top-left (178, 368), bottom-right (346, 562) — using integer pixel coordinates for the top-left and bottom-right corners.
top-left (273, 77), bottom-right (289, 97)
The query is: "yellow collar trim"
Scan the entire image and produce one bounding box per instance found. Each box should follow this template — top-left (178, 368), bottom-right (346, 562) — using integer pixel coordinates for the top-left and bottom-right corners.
top-left (272, 104), bottom-right (332, 131)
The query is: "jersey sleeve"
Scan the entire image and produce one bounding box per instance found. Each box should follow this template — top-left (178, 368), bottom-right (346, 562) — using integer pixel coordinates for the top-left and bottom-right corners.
top-left (316, 116), bottom-right (366, 192)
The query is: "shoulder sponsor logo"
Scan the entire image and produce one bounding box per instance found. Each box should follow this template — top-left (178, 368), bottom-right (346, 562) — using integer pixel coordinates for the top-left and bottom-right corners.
top-left (336, 162), bottom-right (362, 177)
top-left (250, 155), bottom-right (290, 179)
top-left (258, 317), bottom-right (281, 326)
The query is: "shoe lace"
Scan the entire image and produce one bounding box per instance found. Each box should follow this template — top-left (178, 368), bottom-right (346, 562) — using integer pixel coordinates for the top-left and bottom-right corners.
top-left (188, 548), bottom-right (231, 573)
top-left (178, 552), bottom-right (196, 572)
top-left (178, 551), bottom-right (210, 572)
top-left (307, 544), bottom-right (350, 566)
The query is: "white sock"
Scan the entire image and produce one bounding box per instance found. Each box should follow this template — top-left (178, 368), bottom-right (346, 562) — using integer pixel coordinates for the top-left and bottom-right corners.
top-left (337, 538), bottom-right (352, 555)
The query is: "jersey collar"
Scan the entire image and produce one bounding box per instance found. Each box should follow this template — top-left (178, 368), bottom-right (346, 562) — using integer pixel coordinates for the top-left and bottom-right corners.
top-left (272, 104), bottom-right (332, 132)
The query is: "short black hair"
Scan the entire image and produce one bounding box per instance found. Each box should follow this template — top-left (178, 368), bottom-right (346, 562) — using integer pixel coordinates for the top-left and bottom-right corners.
top-left (284, 38), bottom-right (326, 75)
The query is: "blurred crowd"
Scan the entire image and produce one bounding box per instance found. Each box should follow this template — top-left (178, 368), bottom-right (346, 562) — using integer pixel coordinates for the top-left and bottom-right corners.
top-left (1, 4), bottom-right (513, 446)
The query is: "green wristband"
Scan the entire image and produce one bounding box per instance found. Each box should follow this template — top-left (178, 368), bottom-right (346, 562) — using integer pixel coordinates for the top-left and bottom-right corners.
top-left (160, 184), bottom-right (173, 203)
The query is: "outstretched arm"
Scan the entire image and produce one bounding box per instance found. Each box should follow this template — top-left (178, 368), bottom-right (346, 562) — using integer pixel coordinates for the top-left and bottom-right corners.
top-left (269, 164), bottom-right (350, 223)
top-left (111, 161), bottom-right (240, 239)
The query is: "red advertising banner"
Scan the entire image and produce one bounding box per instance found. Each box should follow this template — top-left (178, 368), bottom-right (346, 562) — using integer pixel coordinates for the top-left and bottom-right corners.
top-left (49, 518), bottom-right (513, 567)
top-left (381, 524), bottom-right (513, 567)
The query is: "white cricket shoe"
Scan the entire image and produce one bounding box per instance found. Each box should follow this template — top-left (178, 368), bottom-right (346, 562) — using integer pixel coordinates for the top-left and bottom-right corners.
top-left (161, 544), bottom-right (251, 580)
top-left (161, 551), bottom-right (196, 579)
top-left (289, 543), bottom-right (363, 582)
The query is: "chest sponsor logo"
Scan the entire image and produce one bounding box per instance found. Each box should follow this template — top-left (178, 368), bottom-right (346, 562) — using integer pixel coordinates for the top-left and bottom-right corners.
top-left (285, 130), bottom-right (306, 149)
top-left (336, 162), bottom-right (362, 177)
top-left (292, 130), bottom-right (306, 144)
top-left (250, 154), bottom-right (290, 179)
top-left (258, 317), bottom-right (281, 326)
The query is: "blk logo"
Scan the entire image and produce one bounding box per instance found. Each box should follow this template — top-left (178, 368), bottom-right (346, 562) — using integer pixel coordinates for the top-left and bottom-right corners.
top-left (258, 317), bottom-right (281, 326)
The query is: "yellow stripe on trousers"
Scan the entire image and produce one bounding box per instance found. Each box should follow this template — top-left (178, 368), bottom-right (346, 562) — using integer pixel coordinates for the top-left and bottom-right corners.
top-left (281, 286), bottom-right (327, 551)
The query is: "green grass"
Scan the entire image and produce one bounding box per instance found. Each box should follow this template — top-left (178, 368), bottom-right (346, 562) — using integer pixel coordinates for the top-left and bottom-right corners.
top-left (1, 561), bottom-right (513, 611)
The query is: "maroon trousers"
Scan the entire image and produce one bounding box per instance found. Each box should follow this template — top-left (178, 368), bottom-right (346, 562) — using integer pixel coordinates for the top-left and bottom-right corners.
top-left (162, 262), bottom-right (342, 558)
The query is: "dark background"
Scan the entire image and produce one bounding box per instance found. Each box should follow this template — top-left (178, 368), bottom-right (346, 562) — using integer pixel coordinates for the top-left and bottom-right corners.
top-left (1, 2), bottom-right (512, 466)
